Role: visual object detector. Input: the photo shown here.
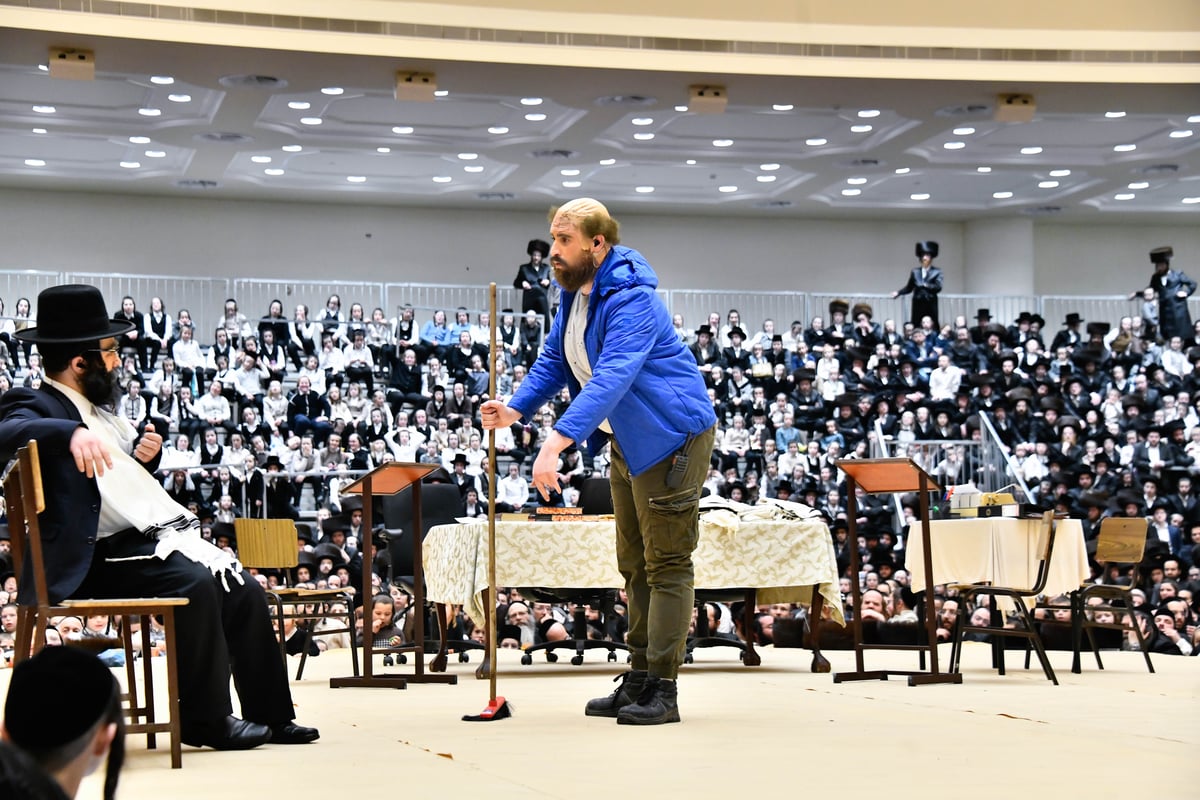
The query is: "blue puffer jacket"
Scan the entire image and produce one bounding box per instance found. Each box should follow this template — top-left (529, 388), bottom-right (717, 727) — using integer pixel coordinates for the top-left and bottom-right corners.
top-left (509, 245), bottom-right (716, 476)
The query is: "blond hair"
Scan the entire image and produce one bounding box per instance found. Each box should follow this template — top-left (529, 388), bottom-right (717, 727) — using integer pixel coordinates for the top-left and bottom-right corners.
top-left (549, 197), bottom-right (621, 245)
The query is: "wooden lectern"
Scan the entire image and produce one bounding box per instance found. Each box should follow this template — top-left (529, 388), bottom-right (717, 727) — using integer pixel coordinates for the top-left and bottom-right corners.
top-left (833, 458), bottom-right (961, 687)
top-left (329, 462), bottom-right (457, 690)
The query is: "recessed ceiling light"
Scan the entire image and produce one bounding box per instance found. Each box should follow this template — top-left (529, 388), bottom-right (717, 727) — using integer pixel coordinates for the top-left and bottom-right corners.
top-left (432, 176), bottom-right (452, 184)
top-left (1049, 169), bottom-right (1071, 177)
top-left (600, 158), bottom-right (616, 166)
top-left (138, 108), bottom-right (162, 117)
top-left (32, 105), bottom-right (56, 113)
top-left (168, 94), bottom-right (191, 103)
top-left (321, 87), bottom-right (344, 95)
top-left (120, 161), bottom-right (141, 169)
top-left (718, 185), bottom-right (738, 193)
top-left (685, 159), bottom-right (696, 165)
top-left (464, 165), bottom-right (484, 173)
top-left (288, 101), bottom-right (310, 110)
top-left (760, 163), bottom-right (780, 171)
top-left (850, 124), bottom-right (873, 133)
top-left (1038, 180), bottom-right (1059, 188)
top-left (1128, 181), bottom-right (1149, 189)
top-left (347, 175), bottom-right (367, 183)
top-left (634, 133), bottom-right (655, 141)
top-left (32, 128), bottom-right (46, 134)
top-left (392, 126), bottom-right (413, 134)
top-left (1020, 146), bottom-right (1042, 155)
top-left (1182, 197), bottom-right (1200, 204)
top-left (525, 113), bottom-right (546, 122)
top-left (1169, 130), bottom-right (1193, 138)
top-left (301, 117), bottom-right (322, 125)
top-left (635, 186), bottom-right (655, 193)
top-left (1114, 144), bottom-right (1137, 152)
top-left (993, 191), bottom-right (1014, 199)
top-left (847, 177), bottom-right (867, 185)
top-left (773, 104), bottom-right (793, 111)
top-left (1188, 115), bottom-right (1200, 123)
top-left (562, 180), bottom-right (582, 188)
top-left (894, 167), bottom-right (911, 175)
top-left (129, 136), bottom-right (151, 144)
top-left (1104, 110), bottom-right (1125, 118)
top-left (251, 155), bottom-right (272, 163)
top-left (841, 188), bottom-right (861, 197)
top-left (943, 142), bottom-right (966, 150)
top-left (150, 75), bottom-right (174, 85)
top-left (1114, 193), bottom-right (1135, 200)
top-left (264, 168), bottom-right (284, 176)
top-left (674, 105), bottom-right (689, 112)
top-left (24, 159), bottom-right (45, 167)
top-left (376, 146), bottom-right (391, 153)
top-left (976, 166), bottom-right (992, 173)
top-left (858, 109), bottom-right (881, 118)
top-left (757, 175), bottom-right (776, 183)
top-left (457, 153), bottom-right (478, 160)
top-left (36, 64), bottom-right (47, 72)
top-left (805, 138), bottom-right (827, 146)
top-left (520, 97), bottom-right (543, 106)
top-left (953, 127), bottom-right (976, 135)
top-left (632, 117), bottom-right (653, 126)
top-left (281, 145), bottom-right (302, 152)
top-left (487, 126), bottom-right (509, 135)
top-left (561, 168), bottom-right (580, 176)
top-left (433, 90), bottom-right (448, 97)
top-left (910, 193), bottom-right (930, 200)
top-left (145, 150), bottom-right (166, 158)
top-left (713, 139), bottom-right (734, 147)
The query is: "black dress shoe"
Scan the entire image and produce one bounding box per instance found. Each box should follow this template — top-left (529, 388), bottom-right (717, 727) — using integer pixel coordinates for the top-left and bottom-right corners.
top-left (270, 722), bottom-right (320, 744)
top-left (182, 715), bottom-right (271, 750)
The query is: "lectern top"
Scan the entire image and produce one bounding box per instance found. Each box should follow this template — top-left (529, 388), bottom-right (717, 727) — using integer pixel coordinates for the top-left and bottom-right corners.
top-left (340, 462), bottom-right (440, 496)
top-left (835, 457), bottom-right (941, 494)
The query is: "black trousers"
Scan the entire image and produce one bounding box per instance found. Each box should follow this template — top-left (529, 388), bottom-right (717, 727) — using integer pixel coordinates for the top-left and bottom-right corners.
top-left (73, 529), bottom-right (295, 730)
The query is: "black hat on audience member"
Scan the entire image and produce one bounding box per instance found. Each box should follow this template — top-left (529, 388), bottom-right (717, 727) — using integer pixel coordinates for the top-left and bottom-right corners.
top-left (1040, 396), bottom-right (1064, 412)
top-left (1150, 246), bottom-right (1173, 264)
top-left (296, 550), bottom-right (319, 571)
top-left (5, 646), bottom-right (119, 754)
top-left (1028, 313), bottom-right (1045, 328)
top-left (451, 453), bottom-right (469, 468)
top-left (16, 284), bottom-right (136, 344)
top-left (294, 522), bottom-right (316, 545)
top-left (211, 521), bottom-right (237, 548)
top-left (771, 334), bottom-right (783, 344)
top-left (793, 368), bottom-right (816, 383)
top-left (527, 239), bottom-right (550, 257)
top-left (1120, 395), bottom-right (1147, 411)
top-left (339, 495), bottom-right (363, 513)
top-left (1161, 419), bottom-right (1186, 438)
top-left (728, 326), bottom-right (746, 341)
top-left (843, 346), bottom-right (871, 364)
top-left (851, 303), bottom-right (874, 321)
top-left (829, 298), bottom-right (850, 316)
top-left (1005, 386), bottom-right (1033, 403)
top-left (975, 308), bottom-right (992, 321)
top-left (1063, 312), bottom-right (1084, 326)
top-left (1085, 322), bottom-right (1111, 337)
top-left (321, 515), bottom-right (351, 537)
top-left (915, 241), bottom-right (939, 258)
top-left (313, 542), bottom-right (347, 567)
top-left (696, 324), bottom-right (714, 337)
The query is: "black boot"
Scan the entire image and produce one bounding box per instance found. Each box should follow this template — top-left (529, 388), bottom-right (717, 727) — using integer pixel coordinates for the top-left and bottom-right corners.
top-left (617, 677), bottom-right (680, 725)
top-left (584, 670), bottom-right (647, 717)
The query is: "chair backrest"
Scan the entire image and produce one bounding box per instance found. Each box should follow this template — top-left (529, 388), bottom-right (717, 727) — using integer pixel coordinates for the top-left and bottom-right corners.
top-left (2, 440), bottom-right (50, 609)
top-left (234, 518), bottom-right (300, 570)
top-left (578, 476), bottom-right (614, 515)
top-left (1027, 510), bottom-right (1059, 595)
top-left (1095, 517), bottom-right (1147, 565)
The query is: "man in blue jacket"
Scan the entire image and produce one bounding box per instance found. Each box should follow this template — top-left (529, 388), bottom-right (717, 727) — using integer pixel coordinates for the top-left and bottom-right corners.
top-left (482, 198), bottom-right (716, 725)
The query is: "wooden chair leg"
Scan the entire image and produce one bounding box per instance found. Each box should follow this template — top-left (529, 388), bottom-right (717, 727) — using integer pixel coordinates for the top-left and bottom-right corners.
top-left (140, 617), bottom-right (158, 751)
top-left (162, 609), bottom-right (182, 769)
top-left (13, 607), bottom-right (37, 665)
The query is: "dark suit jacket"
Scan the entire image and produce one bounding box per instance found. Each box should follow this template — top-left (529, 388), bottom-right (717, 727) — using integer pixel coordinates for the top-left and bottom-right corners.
top-left (0, 384), bottom-right (162, 604)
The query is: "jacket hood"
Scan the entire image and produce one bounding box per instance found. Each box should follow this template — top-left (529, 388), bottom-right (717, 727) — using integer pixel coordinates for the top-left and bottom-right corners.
top-left (592, 245), bottom-right (659, 297)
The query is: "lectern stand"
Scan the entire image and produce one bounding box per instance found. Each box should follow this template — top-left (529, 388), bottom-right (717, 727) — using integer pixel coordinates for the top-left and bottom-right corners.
top-left (329, 462), bottom-right (457, 690)
top-left (833, 458), bottom-right (961, 687)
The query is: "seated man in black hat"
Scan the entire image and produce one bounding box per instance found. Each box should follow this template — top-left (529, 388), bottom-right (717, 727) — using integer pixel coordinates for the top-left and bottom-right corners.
top-left (0, 285), bottom-right (318, 751)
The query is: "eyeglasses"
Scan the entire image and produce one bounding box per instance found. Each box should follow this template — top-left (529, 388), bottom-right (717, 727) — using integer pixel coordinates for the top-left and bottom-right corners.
top-left (87, 346), bottom-right (122, 358)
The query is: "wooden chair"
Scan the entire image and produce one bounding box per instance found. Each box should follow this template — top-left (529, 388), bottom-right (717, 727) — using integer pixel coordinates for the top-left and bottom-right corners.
top-left (1073, 517), bottom-right (1155, 674)
top-left (233, 518), bottom-right (358, 680)
top-left (948, 511), bottom-right (1060, 684)
top-left (4, 440), bottom-right (187, 768)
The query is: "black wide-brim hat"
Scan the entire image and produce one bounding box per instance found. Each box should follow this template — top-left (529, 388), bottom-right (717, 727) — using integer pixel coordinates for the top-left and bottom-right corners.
top-left (16, 284), bottom-right (134, 344)
top-left (527, 239), bottom-right (550, 257)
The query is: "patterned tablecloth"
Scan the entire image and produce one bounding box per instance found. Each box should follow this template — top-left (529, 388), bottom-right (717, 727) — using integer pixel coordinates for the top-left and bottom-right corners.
top-left (424, 516), bottom-right (845, 629)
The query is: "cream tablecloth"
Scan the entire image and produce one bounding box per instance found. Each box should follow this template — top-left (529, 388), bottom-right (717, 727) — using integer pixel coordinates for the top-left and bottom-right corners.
top-left (424, 517), bottom-right (844, 629)
top-left (907, 517), bottom-right (1089, 604)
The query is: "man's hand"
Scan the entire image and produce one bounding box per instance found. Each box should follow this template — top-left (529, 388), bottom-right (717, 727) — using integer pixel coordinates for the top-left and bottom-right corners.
top-left (480, 399), bottom-right (521, 431)
top-left (532, 430), bottom-right (573, 501)
top-left (70, 426), bottom-right (113, 478)
top-left (133, 423), bottom-right (163, 463)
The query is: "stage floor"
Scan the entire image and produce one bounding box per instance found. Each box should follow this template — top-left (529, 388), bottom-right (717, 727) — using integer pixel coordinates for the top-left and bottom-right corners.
top-left (20, 642), bottom-right (1196, 800)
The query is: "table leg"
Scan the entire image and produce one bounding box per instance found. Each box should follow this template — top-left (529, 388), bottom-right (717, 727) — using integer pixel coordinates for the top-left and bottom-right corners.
top-left (807, 586), bottom-right (830, 673)
top-left (430, 603), bottom-right (450, 673)
top-left (741, 589), bottom-right (761, 667)
top-left (474, 587), bottom-right (494, 681)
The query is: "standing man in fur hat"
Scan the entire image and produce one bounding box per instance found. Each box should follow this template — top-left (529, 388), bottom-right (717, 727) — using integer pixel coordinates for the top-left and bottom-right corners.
top-left (515, 238), bottom-right (552, 333)
top-left (892, 241), bottom-right (944, 328)
top-left (1131, 247), bottom-right (1194, 341)
top-left (0, 285), bottom-right (318, 751)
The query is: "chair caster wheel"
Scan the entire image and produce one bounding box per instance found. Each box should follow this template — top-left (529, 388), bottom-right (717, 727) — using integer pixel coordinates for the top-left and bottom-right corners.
top-left (546, 652), bottom-right (558, 663)
top-left (458, 652), bottom-right (470, 663)
top-left (607, 651), bottom-right (618, 663)
top-left (571, 655), bottom-right (584, 666)
top-left (382, 655), bottom-right (394, 667)
top-left (684, 653), bottom-right (694, 664)
top-left (398, 654), bottom-right (407, 665)
top-left (520, 653), bottom-right (532, 666)
top-left (738, 650), bottom-right (745, 662)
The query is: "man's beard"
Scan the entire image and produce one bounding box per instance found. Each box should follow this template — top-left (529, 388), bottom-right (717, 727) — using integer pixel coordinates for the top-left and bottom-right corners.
top-left (81, 358), bottom-right (120, 408)
top-left (551, 254), bottom-right (597, 293)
